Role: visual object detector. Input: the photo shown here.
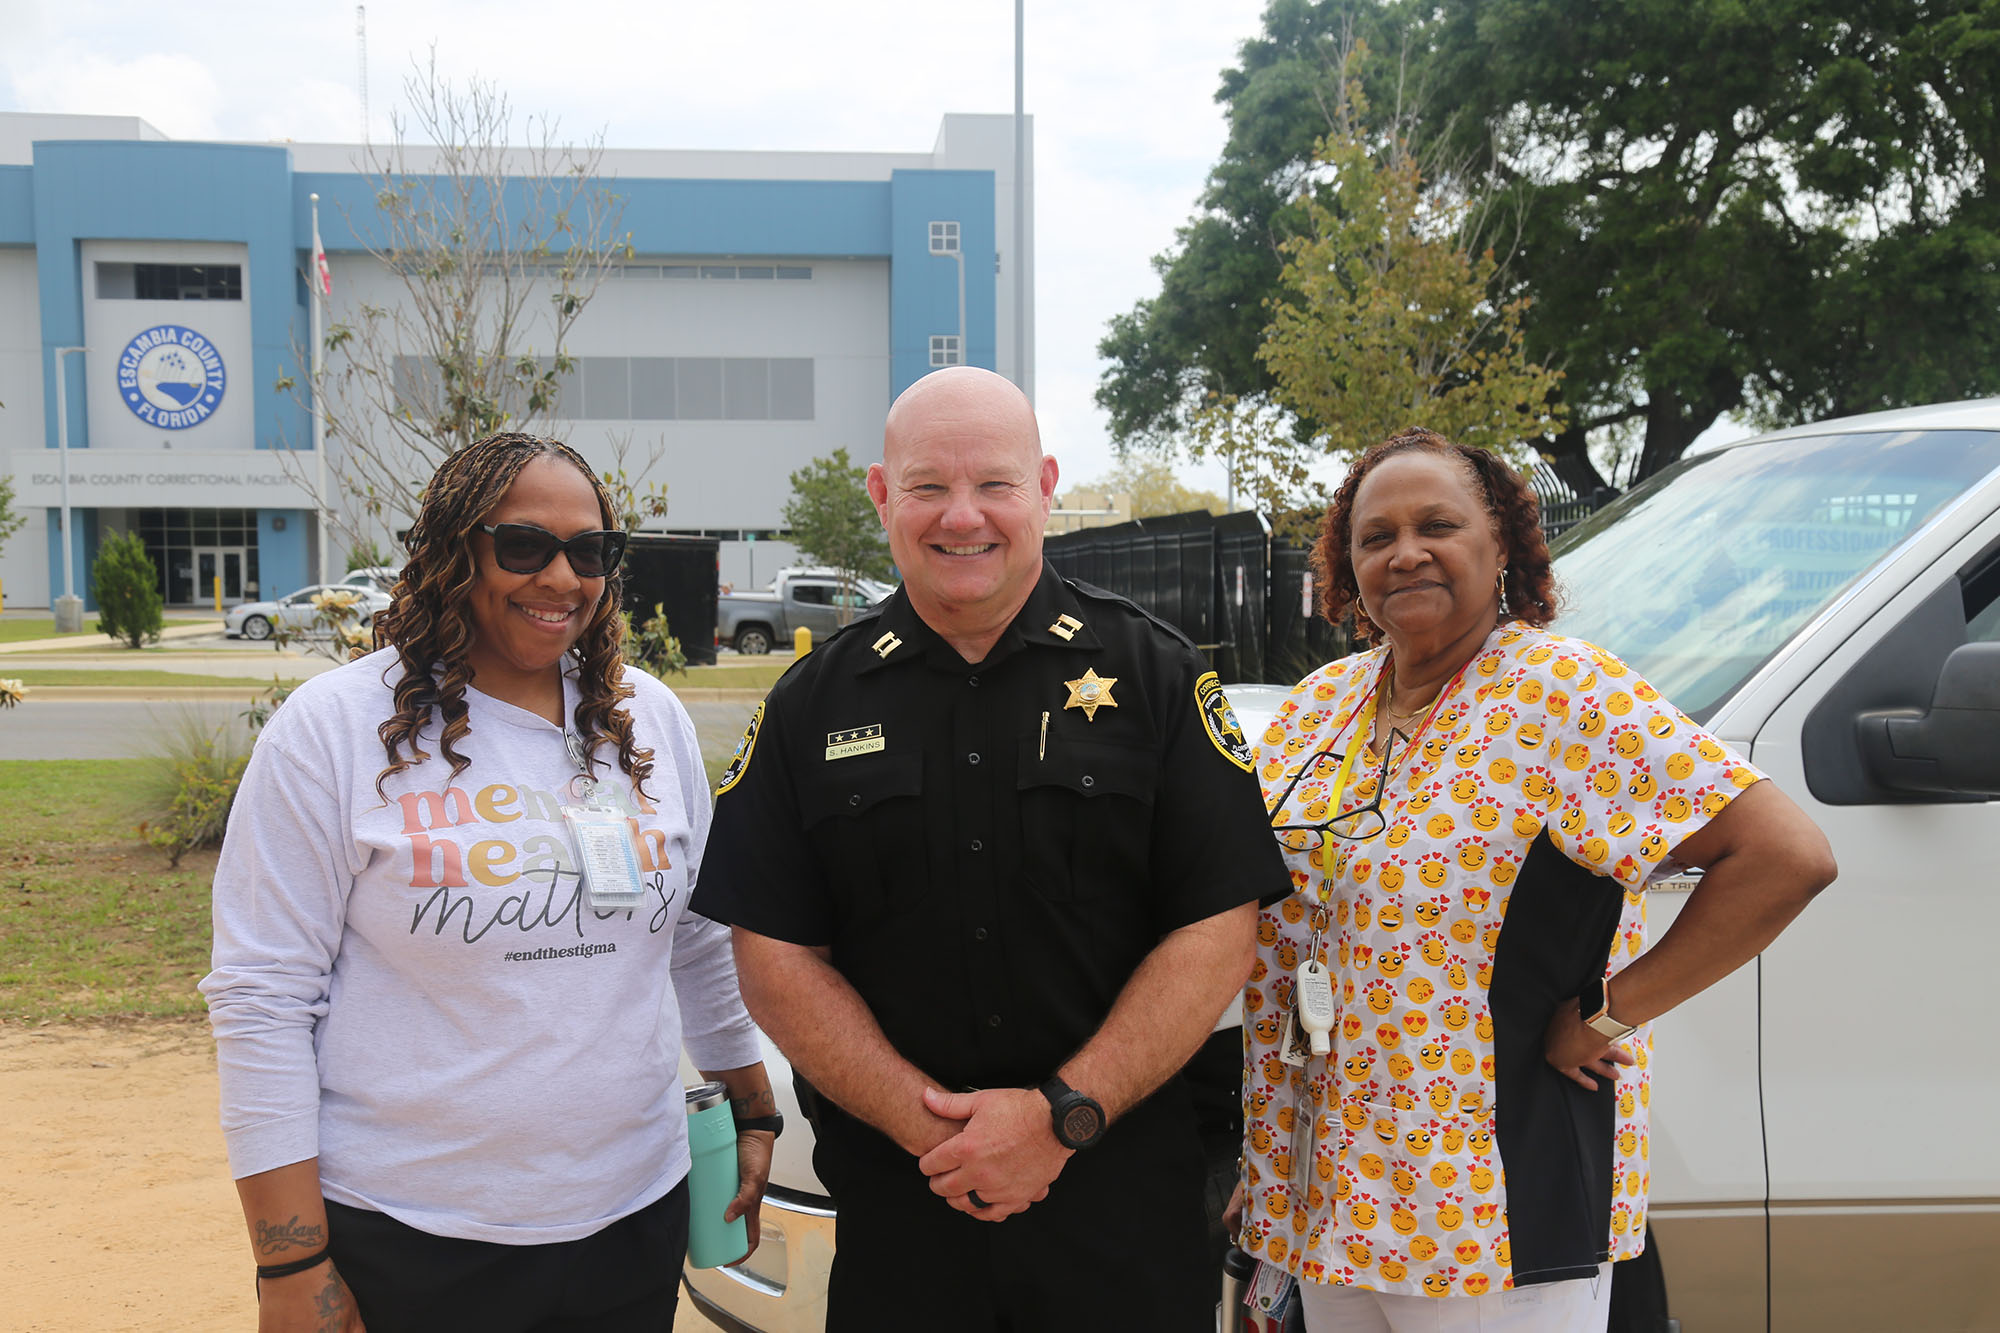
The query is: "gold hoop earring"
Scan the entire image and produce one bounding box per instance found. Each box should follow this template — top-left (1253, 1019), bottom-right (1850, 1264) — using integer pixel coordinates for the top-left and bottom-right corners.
top-left (1496, 568), bottom-right (1508, 599)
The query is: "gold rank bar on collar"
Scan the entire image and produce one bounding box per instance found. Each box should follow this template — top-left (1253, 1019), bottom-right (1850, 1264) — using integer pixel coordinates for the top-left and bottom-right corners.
top-left (871, 631), bottom-right (903, 659)
top-left (1048, 613), bottom-right (1084, 641)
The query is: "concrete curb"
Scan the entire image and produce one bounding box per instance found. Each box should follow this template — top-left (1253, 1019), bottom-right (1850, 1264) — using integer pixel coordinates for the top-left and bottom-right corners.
top-left (0, 621), bottom-right (229, 656)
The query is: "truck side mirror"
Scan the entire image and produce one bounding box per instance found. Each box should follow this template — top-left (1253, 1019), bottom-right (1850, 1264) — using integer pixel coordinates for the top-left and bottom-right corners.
top-left (1856, 642), bottom-right (2000, 797)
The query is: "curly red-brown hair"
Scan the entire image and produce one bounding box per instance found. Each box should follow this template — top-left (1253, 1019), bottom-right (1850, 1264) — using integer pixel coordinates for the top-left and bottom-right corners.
top-left (369, 433), bottom-right (653, 800)
top-left (1312, 427), bottom-right (1558, 644)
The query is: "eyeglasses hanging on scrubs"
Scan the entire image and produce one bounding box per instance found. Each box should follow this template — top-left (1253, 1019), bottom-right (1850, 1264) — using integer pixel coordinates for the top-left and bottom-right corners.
top-left (1267, 729), bottom-right (1401, 850)
top-left (477, 523), bottom-right (628, 578)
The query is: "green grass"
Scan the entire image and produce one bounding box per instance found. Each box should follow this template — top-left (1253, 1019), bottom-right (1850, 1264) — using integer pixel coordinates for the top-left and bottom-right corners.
top-left (0, 617), bottom-right (213, 644)
top-left (0, 670), bottom-right (305, 690)
top-left (0, 759), bottom-right (215, 1023)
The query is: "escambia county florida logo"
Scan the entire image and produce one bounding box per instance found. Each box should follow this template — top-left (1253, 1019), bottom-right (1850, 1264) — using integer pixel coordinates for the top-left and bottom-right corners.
top-left (117, 324), bottom-right (227, 429)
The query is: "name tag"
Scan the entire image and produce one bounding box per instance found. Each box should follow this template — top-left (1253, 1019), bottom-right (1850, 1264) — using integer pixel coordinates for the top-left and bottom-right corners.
top-left (826, 724), bottom-right (885, 761)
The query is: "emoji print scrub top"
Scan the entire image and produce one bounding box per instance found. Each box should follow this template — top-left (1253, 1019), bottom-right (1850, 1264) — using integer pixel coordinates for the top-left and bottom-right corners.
top-left (1240, 622), bottom-right (1763, 1298)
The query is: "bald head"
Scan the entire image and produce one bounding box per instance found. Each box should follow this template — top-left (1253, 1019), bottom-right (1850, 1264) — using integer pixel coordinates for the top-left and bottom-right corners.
top-left (883, 366), bottom-right (1041, 464)
top-left (868, 367), bottom-right (1058, 661)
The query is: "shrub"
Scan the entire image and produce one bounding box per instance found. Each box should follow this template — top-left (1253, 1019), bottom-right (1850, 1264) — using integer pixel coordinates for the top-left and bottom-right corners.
top-left (138, 709), bottom-right (252, 868)
top-left (623, 602), bottom-right (687, 677)
top-left (345, 537), bottom-right (391, 573)
top-left (93, 531), bottom-right (165, 648)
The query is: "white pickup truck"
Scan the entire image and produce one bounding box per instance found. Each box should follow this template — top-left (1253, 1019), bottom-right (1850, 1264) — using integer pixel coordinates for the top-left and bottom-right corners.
top-left (685, 399), bottom-right (2000, 1332)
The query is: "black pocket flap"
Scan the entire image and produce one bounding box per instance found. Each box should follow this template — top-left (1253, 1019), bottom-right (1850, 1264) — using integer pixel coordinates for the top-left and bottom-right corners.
top-left (798, 753), bottom-right (924, 826)
top-left (1016, 736), bottom-right (1156, 804)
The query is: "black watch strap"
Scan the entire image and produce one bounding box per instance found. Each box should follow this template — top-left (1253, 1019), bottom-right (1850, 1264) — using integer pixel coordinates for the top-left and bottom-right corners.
top-left (734, 1112), bottom-right (784, 1137)
top-left (1038, 1076), bottom-right (1106, 1151)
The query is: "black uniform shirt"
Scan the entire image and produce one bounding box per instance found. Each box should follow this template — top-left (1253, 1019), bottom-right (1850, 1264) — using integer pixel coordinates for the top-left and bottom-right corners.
top-left (694, 563), bottom-right (1290, 1095)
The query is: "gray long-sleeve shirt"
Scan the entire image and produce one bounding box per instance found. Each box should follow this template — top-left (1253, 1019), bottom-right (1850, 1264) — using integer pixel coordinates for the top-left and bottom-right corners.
top-left (202, 649), bottom-right (761, 1244)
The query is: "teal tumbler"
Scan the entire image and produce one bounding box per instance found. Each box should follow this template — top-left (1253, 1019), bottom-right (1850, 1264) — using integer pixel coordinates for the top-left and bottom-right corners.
top-left (684, 1080), bottom-right (749, 1268)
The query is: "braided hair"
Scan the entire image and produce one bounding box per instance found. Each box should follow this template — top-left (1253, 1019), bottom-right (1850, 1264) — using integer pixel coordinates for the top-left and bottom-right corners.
top-left (370, 432), bottom-right (653, 800)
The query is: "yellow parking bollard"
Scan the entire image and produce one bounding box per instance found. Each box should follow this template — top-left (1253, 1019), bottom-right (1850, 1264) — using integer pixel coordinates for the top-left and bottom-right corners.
top-left (793, 625), bottom-right (812, 657)
top-left (214, 576), bottom-right (222, 614)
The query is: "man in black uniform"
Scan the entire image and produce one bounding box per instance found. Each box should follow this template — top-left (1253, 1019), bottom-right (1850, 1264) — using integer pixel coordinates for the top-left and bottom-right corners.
top-left (693, 367), bottom-right (1288, 1330)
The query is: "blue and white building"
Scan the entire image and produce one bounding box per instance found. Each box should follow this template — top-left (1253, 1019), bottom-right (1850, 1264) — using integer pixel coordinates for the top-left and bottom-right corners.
top-left (0, 111), bottom-right (1033, 607)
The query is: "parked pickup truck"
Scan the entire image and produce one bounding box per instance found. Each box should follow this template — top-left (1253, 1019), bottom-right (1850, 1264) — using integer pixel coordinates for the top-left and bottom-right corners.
top-left (716, 569), bottom-right (894, 655)
top-left (686, 398), bottom-right (2000, 1332)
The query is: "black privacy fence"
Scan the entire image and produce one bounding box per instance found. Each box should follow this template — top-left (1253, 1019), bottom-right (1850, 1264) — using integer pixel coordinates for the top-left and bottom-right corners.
top-left (1044, 480), bottom-right (1609, 686)
top-left (1045, 511), bottom-right (1349, 686)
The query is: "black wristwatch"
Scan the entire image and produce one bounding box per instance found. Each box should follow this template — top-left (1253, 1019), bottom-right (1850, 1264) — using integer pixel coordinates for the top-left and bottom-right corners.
top-left (734, 1112), bottom-right (785, 1138)
top-left (1038, 1076), bottom-right (1106, 1150)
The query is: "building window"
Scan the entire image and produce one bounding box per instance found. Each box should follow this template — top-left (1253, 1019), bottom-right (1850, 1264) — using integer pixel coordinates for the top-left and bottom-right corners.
top-left (930, 336), bottom-right (962, 367)
top-left (929, 221), bottom-right (960, 255)
top-left (392, 354), bottom-right (814, 421)
top-left (97, 263), bottom-right (243, 301)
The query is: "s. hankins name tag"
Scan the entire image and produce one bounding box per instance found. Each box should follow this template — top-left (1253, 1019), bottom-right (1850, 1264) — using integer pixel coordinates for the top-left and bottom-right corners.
top-left (825, 724), bottom-right (885, 761)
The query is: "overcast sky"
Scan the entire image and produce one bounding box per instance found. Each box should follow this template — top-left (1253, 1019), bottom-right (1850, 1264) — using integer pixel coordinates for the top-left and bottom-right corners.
top-left (0, 0), bottom-right (1274, 497)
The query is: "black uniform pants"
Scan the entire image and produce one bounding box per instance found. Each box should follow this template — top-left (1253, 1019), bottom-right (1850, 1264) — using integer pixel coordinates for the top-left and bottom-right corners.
top-left (322, 1182), bottom-right (688, 1333)
top-left (813, 1098), bottom-right (1214, 1332)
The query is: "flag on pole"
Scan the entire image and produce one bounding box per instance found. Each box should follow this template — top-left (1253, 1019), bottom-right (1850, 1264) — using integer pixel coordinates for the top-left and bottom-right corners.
top-left (311, 202), bottom-right (332, 297)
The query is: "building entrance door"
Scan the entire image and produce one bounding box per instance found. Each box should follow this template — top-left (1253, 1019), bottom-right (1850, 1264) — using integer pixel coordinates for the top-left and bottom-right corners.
top-left (193, 547), bottom-right (247, 606)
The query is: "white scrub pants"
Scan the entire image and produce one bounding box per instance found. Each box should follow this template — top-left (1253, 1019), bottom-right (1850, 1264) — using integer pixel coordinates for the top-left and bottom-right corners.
top-left (1294, 1263), bottom-right (1613, 1332)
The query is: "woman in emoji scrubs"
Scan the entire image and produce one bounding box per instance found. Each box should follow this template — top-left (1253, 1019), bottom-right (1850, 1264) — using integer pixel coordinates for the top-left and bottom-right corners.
top-left (204, 436), bottom-right (776, 1332)
top-left (1240, 428), bottom-right (1835, 1331)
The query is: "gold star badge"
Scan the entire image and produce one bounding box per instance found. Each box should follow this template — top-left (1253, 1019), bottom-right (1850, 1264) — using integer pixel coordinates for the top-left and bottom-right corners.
top-left (1063, 667), bottom-right (1119, 721)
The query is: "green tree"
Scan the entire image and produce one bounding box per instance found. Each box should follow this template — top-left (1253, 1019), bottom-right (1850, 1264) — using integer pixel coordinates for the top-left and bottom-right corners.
top-left (93, 532), bottom-right (165, 649)
top-left (1102, 0), bottom-right (2000, 489)
top-left (781, 448), bottom-right (892, 623)
top-left (1074, 457), bottom-right (1227, 518)
top-left (0, 474), bottom-right (25, 555)
top-left (1200, 43), bottom-right (1563, 520)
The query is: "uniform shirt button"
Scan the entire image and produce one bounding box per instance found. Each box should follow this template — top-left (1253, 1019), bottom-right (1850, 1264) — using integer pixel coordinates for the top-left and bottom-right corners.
top-left (1081, 774), bottom-right (1095, 788)
top-left (968, 752), bottom-right (982, 765)
top-left (968, 676), bottom-right (981, 688)
top-left (969, 839), bottom-right (984, 852)
top-left (974, 926), bottom-right (989, 941)
top-left (848, 794), bottom-right (861, 806)
top-left (987, 1014), bottom-right (1003, 1028)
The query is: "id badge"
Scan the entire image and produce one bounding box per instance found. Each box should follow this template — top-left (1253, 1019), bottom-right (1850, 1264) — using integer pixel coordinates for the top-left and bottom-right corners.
top-left (561, 801), bottom-right (646, 909)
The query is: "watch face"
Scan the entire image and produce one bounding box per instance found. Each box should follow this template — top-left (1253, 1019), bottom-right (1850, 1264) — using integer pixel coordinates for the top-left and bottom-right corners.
top-left (1059, 1100), bottom-right (1103, 1146)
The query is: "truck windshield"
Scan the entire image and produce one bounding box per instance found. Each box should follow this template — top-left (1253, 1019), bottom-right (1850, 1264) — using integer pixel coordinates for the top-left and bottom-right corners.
top-left (1549, 429), bottom-right (2000, 720)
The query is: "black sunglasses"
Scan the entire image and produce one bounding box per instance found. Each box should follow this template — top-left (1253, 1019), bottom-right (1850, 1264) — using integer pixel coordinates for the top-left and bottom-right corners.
top-left (476, 523), bottom-right (627, 578)
top-left (1267, 730), bottom-right (1401, 851)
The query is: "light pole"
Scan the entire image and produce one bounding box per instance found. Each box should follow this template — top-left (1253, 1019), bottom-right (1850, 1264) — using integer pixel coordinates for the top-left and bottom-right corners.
top-left (52, 345), bottom-right (88, 632)
top-left (1013, 0), bottom-right (1027, 399)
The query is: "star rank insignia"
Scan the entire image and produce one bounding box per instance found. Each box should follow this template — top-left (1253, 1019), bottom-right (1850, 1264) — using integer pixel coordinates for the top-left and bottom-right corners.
top-left (1063, 667), bottom-right (1119, 721)
top-left (825, 724), bottom-right (886, 761)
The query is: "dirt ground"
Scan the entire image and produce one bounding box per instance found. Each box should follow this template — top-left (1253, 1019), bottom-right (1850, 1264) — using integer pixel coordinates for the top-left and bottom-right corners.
top-left (0, 1021), bottom-right (720, 1332)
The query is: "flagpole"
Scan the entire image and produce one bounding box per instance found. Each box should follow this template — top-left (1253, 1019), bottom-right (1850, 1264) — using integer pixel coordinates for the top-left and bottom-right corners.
top-left (310, 192), bottom-right (330, 584)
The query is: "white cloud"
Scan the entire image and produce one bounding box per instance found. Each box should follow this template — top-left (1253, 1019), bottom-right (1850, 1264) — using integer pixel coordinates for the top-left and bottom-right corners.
top-left (6, 49), bottom-right (224, 138)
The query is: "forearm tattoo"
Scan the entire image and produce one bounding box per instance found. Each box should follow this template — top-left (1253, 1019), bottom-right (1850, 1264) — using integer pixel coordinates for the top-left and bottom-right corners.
top-left (254, 1215), bottom-right (326, 1256)
top-left (730, 1089), bottom-right (778, 1118)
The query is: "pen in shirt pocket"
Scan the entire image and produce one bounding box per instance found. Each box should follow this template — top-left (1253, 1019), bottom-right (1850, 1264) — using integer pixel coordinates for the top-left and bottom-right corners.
top-left (1040, 711), bottom-right (1049, 762)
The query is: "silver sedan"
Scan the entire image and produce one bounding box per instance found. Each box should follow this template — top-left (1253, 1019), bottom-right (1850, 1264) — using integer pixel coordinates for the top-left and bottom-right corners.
top-left (224, 583), bottom-right (393, 641)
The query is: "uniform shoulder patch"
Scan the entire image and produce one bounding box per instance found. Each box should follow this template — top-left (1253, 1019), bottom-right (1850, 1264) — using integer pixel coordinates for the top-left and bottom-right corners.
top-left (715, 701), bottom-right (765, 796)
top-left (1196, 672), bottom-right (1254, 773)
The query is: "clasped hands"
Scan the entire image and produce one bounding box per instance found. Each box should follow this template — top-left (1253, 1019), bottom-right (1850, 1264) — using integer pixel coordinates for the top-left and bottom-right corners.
top-left (914, 1085), bottom-right (1072, 1223)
